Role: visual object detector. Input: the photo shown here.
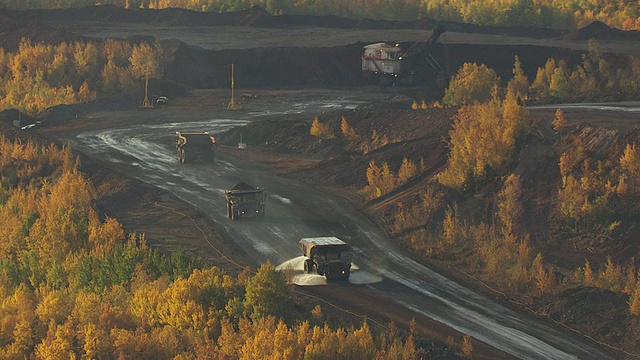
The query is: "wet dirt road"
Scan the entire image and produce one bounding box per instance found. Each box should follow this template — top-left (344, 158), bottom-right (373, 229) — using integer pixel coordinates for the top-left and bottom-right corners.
top-left (52, 89), bottom-right (619, 360)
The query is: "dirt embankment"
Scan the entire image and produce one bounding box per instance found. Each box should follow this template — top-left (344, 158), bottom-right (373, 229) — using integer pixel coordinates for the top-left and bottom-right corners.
top-left (3, 5), bottom-right (635, 93)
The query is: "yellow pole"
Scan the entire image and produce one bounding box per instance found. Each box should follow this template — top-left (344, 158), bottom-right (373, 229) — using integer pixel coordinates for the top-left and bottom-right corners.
top-left (227, 63), bottom-right (240, 110)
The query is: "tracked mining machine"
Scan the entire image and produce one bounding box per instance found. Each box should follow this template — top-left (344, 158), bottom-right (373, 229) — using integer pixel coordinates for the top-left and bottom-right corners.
top-left (300, 237), bottom-right (352, 281)
top-left (361, 23), bottom-right (446, 86)
top-left (175, 131), bottom-right (216, 163)
top-left (225, 182), bottom-right (266, 220)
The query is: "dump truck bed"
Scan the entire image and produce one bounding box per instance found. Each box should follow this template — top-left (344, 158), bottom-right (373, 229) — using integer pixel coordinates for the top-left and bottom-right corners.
top-left (299, 236), bottom-right (348, 253)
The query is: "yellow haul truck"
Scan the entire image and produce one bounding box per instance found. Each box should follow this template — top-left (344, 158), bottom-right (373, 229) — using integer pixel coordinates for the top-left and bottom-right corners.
top-left (299, 237), bottom-right (351, 281)
top-left (175, 131), bottom-right (216, 163)
top-left (225, 182), bottom-right (266, 220)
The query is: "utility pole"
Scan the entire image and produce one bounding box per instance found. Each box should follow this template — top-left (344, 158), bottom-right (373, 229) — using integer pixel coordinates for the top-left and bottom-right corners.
top-left (226, 63), bottom-right (241, 110)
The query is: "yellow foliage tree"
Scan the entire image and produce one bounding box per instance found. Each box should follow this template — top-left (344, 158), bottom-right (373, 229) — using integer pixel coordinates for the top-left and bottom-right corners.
top-left (340, 116), bottom-right (358, 141)
top-left (552, 108), bottom-right (566, 132)
top-left (129, 41), bottom-right (163, 108)
top-left (629, 287), bottom-right (640, 316)
top-left (380, 162), bottom-right (396, 195)
top-left (34, 318), bottom-right (76, 360)
top-left (461, 334), bottom-right (473, 358)
top-left (620, 143), bottom-right (640, 189)
top-left (310, 116), bottom-right (334, 139)
top-left (438, 91), bottom-right (528, 189)
top-left (365, 160), bottom-right (382, 199)
top-left (507, 55), bottom-right (529, 101)
top-left (397, 157), bottom-right (418, 185)
top-left (443, 62), bottom-right (500, 106)
top-left (244, 260), bottom-right (291, 321)
top-left (598, 257), bottom-right (625, 293)
top-left (497, 173), bottom-right (523, 244)
top-left (532, 253), bottom-right (555, 293)
top-left (583, 259), bottom-right (596, 286)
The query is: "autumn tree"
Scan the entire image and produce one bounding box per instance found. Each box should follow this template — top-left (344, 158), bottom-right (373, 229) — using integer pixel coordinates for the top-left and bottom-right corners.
top-left (532, 253), bottom-right (555, 293)
top-left (497, 174), bottom-right (523, 245)
top-left (244, 260), bottom-right (291, 321)
top-left (552, 108), bottom-right (566, 132)
top-left (507, 55), bottom-right (529, 100)
top-left (72, 41), bottom-right (99, 89)
top-left (438, 90), bottom-right (529, 190)
top-left (310, 116), bottom-right (334, 139)
top-left (397, 157), bottom-right (418, 185)
top-left (341, 116), bottom-right (358, 141)
top-left (380, 162), bottom-right (396, 195)
top-left (630, 287), bottom-right (640, 316)
top-left (461, 334), bottom-right (473, 358)
top-left (530, 58), bottom-right (557, 99)
top-left (365, 160), bottom-right (382, 199)
top-left (443, 62), bottom-right (500, 106)
top-left (129, 41), bottom-right (163, 108)
top-left (620, 143), bottom-right (640, 190)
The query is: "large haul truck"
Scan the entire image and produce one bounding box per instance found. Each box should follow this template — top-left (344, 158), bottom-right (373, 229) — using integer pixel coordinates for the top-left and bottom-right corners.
top-left (225, 182), bottom-right (266, 220)
top-left (299, 237), bottom-right (352, 281)
top-left (175, 131), bottom-right (216, 163)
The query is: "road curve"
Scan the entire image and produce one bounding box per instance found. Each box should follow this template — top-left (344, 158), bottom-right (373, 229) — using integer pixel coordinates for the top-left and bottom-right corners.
top-left (61, 92), bottom-right (618, 360)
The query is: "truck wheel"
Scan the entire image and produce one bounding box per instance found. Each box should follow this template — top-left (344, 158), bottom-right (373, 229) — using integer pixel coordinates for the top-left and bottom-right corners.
top-left (181, 149), bottom-right (187, 163)
top-left (304, 259), bottom-right (313, 274)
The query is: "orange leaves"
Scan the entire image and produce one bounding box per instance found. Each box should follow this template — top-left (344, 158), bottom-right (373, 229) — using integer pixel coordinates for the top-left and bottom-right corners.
top-left (0, 37), bottom-right (144, 115)
top-left (310, 116), bottom-right (335, 139)
top-left (497, 174), bottom-right (523, 243)
top-left (443, 62), bottom-right (499, 107)
top-left (364, 157), bottom-right (419, 200)
top-left (88, 216), bottom-right (124, 257)
top-left (340, 116), bottom-right (358, 141)
top-left (438, 92), bottom-right (528, 190)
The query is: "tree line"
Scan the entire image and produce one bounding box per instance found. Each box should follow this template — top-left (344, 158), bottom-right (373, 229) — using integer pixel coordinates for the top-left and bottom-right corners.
top-left (3, 0), bottom-right (640, 30)
top-left (0, 38), bottom-right (162, 115)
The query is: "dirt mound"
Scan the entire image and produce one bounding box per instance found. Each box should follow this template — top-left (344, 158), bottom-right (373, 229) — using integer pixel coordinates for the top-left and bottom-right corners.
top-left (565, 20), bottom-right (640, 41)
top-left (547, 287), bottom-right (635, 349)
top-left (163, 41), bottom-right (367, 89)
top-left (563, 124), bottom-right (640, 169)
top-left (0, 15), bottom-right (81, 51)
top-left (0, 109), bottom-right (37, 127)
top-left (2, 5), bottom-right (570, 37)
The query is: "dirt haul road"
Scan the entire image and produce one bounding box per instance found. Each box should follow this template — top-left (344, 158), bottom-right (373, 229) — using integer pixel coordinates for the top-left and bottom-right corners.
top-left (41, 88), bottom-right (617, 360)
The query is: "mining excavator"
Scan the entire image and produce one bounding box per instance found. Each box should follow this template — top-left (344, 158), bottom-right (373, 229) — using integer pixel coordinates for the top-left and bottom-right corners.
top-left (361, 24), bottom-right (446, 86)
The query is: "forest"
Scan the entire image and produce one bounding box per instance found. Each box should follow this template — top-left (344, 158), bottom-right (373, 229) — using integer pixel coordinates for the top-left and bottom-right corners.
top-left (2, 0), bottom-right (640, 30)
top-left (0, 38), bottom-right (162, 115)
top-left (0, 135), bottom-right (419, 358)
